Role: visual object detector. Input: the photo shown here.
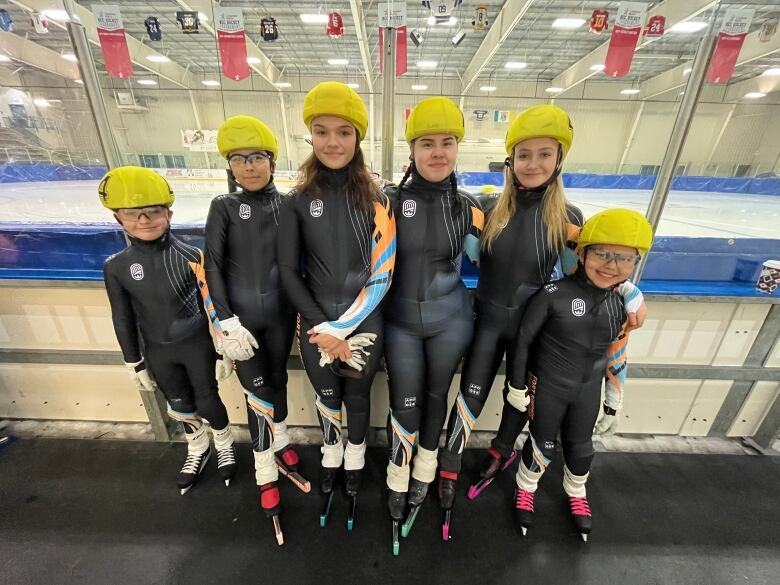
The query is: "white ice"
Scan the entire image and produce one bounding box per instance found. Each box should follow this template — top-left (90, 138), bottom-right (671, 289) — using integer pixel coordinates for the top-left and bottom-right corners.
top-left (0, 179), bottom-right (778, 238)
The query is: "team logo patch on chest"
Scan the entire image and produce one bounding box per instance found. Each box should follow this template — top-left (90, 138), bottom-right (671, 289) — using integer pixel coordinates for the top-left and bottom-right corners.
top-left (310, 199), bottom-right (324, 217)
top-left (239, 203), bottom-right (251, 220)
top-left (571, 298), bottom-right (586, 317)
top-left (130, 263), bottom-right (144, 281)
top-left (402, 199), bottom-right (416, 218)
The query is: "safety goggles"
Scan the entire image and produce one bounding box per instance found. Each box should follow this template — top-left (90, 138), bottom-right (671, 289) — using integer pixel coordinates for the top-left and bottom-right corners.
top-left (227, 151), bottom-right (272, 167)
top-left (588, 248), bottom-right (641, 268)
top-left (115, 205), bottom-right (169, 221)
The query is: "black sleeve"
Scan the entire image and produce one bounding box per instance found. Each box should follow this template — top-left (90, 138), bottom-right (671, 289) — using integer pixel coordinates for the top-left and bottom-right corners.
top-left (204, 197), bottom-right (234, 321)
top-left (277, 195), bottom-right (329, 324)
top-left (508, 286), bottom-right (552, 388)
top-left (567, 203), bottom-right (584, 227)
top-left (103, 260), bottom-right (141, 364)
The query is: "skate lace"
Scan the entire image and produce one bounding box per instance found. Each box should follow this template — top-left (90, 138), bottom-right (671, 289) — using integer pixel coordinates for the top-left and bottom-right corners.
top-left (569, 496), bottom-right (591, 517)
top-left (216, 447), bottom-right (235, 468)
top-left (515, 489), bottom-right (535, 512)
top-left (181, 452), bottom-right (203, 475)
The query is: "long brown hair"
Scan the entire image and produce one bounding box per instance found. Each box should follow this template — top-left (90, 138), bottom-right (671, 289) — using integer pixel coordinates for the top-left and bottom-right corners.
top-left (482, 148), bottom-right (571, 253)
top-left (295, 146), bottom-right (379, 211)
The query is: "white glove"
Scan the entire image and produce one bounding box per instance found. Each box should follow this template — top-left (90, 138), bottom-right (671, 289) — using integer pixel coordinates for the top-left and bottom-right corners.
top-left (218, 316), bottom-right (259, 361)
top-left (125, 359), bottom-right (159, 393)
top-left (594, 404), bottom-right (619, 435)
top-left (507, 382), bottom-right (530, 412)
top-left (317, 332), bottom-right (377, 372)
top-left (215, 355), bottom-right (234, 381)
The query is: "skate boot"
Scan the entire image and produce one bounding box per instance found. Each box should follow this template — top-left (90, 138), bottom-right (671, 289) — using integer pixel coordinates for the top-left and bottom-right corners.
top-left (468, 447), bottom-right (518, 500)
top-left (260, 482), bottom-right (284, 545)
top-left (401, 478), bottom-right (429, 538)
top-left (275, 445), bottom-right (311, 493)
top-left (344, 468), bottom-right (362, 531)
top-left (568, 496), bottom-right (592, 542)
top-left (438, 470), bottom-right (458, 541)
top-left (178, 446), bottom-right (211, 495)
top-left (514, 488), bottom-right (536, 536)
top-left (211, 424), bottom-right (236, 487)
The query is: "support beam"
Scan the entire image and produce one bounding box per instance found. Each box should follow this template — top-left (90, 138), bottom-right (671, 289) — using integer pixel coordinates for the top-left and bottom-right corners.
top-left (278, 92), bottom-right (293, 170)
top-left (349, 0), bottom-right (374, 93)
top-left (10, 0), bottom-right (195, 88)
top-left (175, 0), bottom-right (280, 87)
top-left (618, 102), bottom-right (645, 173)
top-left (460, 0), bottom-right (536, 94)
top-left (551, 0), bottom-right (715, 97)
top-left (641, 26), bottom-right (780, 99)
top-left (704, 103), bottom-right (736, 171)
top-left (0, 30), bottom-right (80, 79)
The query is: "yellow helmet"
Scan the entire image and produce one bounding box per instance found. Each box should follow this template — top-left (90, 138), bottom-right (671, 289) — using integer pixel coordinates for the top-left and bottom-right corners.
top-left (217, 115), bottom-right (279, 159)
top-left (98, 166), bottom-right (174, 210)
top-left (303, 81), bottom-right (368, 140)
top-left (405, 97), bottom-right (465, 143)
top-left (505, 104), bottom-right (574, 157)
top-left (578, 208), bottom-right (654, 256)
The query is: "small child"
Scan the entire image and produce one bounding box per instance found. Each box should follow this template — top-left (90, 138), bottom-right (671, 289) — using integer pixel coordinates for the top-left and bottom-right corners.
top-left (506, 208), bottom-right (654, 541)
top-left (100, 166), bottom-right (235, 494)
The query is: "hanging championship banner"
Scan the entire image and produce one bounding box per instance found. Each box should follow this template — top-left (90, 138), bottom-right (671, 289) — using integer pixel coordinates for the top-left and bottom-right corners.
top-left (589, 9), bottom-right (609, 34)
top-left (181, 129), bottom-right (218, 152)
top-left (473, 5), bottom-right (489, 31)
top-left (604, 3), bottom-right (647, 78)
top-left (327, 10), bottom-right (344, 38)
top-left (214, 7), bottom-right (249, 81)
top-left (260, 17), bottom-right (279, 41)
top-left (31, 12), bottom-right (49, 34)
top-left (707, 8), bottom-right (754, 84)
top-left (176, 11), bottom-right (199, 34)
top-left (644, 14), bottom-right (665, 37)
top-left (759, 17), bottom-right (777, 43)
top-left (93, 5), bottom-right (133, 79)
top-left (473, 109), bottom-right (488, 121)
top-left (378, 26), bottom-right (408, 77)
top-left (144, 16), bottom-right (162, 41)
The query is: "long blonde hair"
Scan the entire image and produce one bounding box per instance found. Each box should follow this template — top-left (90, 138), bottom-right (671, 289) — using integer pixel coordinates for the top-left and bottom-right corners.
top-left (482, 155), bottom-right (570, 253)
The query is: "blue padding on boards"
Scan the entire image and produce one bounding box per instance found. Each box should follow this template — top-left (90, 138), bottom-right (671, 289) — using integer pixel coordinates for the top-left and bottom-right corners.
top-left (1, 227), bottom-right (778, 298)
top-left (455, 172), bottom-right (780, 195)
top-left (0, 163), bottom-right (107, 183)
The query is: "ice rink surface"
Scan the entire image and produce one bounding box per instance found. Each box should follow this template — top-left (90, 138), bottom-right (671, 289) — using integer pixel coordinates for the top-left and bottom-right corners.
top-left (1, 178), bottom-right (778, 238)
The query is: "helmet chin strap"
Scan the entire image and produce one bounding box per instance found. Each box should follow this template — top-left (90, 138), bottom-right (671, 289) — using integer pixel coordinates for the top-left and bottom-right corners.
top-left (505, 145), bottom-right (564, 192)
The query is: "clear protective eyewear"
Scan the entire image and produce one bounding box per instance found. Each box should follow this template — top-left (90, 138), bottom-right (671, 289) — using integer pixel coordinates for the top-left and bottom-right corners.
top-left (588, 248), bottom-right (641, 268)
top-left (116, 205), bottom-right (169, 221)
top-left (227, 151), bottom-right (272, 167)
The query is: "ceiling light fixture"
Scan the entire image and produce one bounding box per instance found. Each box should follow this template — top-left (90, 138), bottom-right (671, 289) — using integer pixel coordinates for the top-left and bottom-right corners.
top-left (744, 92), bottom-right (766, 99)
top-left (41, 9), bottom-right (69, 21)
top-left (504, 62), bottom-right (527, 69)
top-left (411, 84), bottom-right (428, 90)
top-left (545, 87), bottom-right (563, 93)
top-left (61, 53), bottom-right (78, 62)
top-left (247, 57), bottom-right (261, 64)
top-left (33, 98), bottom-right (50, 107)
top-left (480, 86), bottom-right (497, 92)
top-left (274, 82), bottom-right (292, 88)
top-left (762, 68), bottom-right (780, 77)
top-left (300, 14), bottom-right (329, 24)
top-left (346, 83), bottom-right (360, 89)
top-left (590, 64), bottom-right (605, 71)
top-left (202, 80), bottom-right (220, 87)
top-left (669, 21), bottom-right (708, 33)
top-left (417, 60), bottom-right (437, 69)
top-left (0, 55), bottom-right (11, 63)
top-left (552, 18), bottom-right (586, 29)
top-left (137, 79), bottom-right (158, 86)
top-left (621, 88), bottom-right (640, 95)
top-left (146, 55), bottom-right (171, 63)
top-left (328, 58), bottom-right (349, 65)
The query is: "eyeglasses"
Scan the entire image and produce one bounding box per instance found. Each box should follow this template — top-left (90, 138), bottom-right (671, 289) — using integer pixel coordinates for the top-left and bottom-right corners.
top-left (116, 206), bottom-right (169, 221)
top-left (227, 152), bottom-right (272, 167)
top-left (588, 248), bottom-right (641, 268)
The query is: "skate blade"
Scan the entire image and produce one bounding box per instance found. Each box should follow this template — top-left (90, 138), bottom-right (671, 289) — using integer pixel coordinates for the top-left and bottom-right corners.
top-left (502, 450), bottom-right (519, 470)
top-left (401, 505), bottom-right (421, 538)
top-left (224, 478), bottom-right (231, 487)
top-left (442, 510), bottom-right (452, 541)
top-left (272, 515), bottom-right (284, 546)
top-left (467, 478), bottom-right (493, 500)
top-left (581, 533), bottom-right (588, 543)
top-left (277, 464), bottom-right (312, 493)
top-left (392, 521), bottom-right (400, 556)
top-left (347, 497), bottom-right (356, 531)
top-left (319, 492), bottom-right (334, 527)
top-left (521, 526), bottom-right (528, 536)
top-left (180, 485), bottom-right (193, 496)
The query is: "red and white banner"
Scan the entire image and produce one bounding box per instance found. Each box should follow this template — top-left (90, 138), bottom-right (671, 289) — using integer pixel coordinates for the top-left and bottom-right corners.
top-left (93, 5), bottom-right (133, 79)
top-left (378, 26), bottom-right (408, 77)
top-left (214, 7), bottom-right (250, 81)
top-left (604, 2), bottom-right (647, 78)
top-left (707, 8), bottom-right (754, 84)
